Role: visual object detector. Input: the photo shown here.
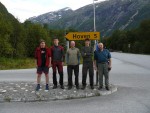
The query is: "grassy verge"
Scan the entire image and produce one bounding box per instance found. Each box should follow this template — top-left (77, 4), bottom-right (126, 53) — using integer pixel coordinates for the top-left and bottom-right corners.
top-left (0, 57), bottom-right (35, 70)
top-left (0, 57), bottom-right (85, 70)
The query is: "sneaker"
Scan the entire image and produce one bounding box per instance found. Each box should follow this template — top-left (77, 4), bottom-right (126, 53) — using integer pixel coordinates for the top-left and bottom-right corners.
top-left (45, 84), bottom-right (49, 90)
top-left (53, 85), bottom-right (57, 89)
top-left (81, 86), bottom-right (86, 90)
top-left (106, 86), bottom-right (110, 91)
top-left (60, 85), bottom-right (64, 89)
top-left (98, 86), bottom-right (103, 90)
top-left (68, 86), bottom-right (72, 90)
top-left (36, 84), bottom-right (40, 91)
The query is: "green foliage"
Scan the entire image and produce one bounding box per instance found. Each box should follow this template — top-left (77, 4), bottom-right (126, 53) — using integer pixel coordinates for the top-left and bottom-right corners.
top-left (23, 21), bottom-right (50, 57)
top-left (0, 57), bottom-right (35, 70)
top-left (0, 5), bottom-right (80, 60)
top-left (1, 1), bottom-right (150, 60)
top-left (104, 19), bottom-right (150, 54)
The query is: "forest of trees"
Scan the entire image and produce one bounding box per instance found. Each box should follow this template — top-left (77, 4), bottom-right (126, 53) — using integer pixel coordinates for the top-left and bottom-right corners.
top-left (1, 2), bottom-right (150, 70)
top-left (0, 2), bottom-right (85, 59)
top-left (0, 10), bottom-right (83, 58)
top-left (103, 19), bottom-right (150, 54)
top-left (0, 1), bottom-right (150, 60)
top-left (1, 17), bottom-right (150, 59)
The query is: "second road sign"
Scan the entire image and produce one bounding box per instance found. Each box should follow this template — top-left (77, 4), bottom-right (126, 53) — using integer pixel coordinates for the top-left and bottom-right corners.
top-left (65, 32), bottom-right (100, 40)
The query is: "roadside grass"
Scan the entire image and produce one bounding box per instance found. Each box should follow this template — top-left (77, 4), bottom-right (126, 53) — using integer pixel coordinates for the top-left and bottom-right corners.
top-left (0, 56), bottom-right (85, 70)
top-left (0, 57), bottom-right (35, 70)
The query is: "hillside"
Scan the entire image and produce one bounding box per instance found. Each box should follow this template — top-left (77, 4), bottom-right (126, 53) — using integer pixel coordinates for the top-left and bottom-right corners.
top-left (28, 0), bottom-right (150, 36)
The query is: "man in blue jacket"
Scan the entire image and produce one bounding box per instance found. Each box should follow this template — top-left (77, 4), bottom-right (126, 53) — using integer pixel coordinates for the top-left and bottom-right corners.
top-left (94, 43), bottom-right (112, 90)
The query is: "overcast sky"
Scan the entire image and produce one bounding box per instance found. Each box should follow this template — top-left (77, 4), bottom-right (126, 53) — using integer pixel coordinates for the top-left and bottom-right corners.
top-left (1, 0), bottom-right (105, 22)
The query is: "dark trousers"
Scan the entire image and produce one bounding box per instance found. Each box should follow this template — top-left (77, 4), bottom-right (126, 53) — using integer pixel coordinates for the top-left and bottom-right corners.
top-left (82, 61), bottom-right (94, 86)
top-left (67, 65), bottom-right (79, 86)
top-left (52, 61), bottom-right (63, 86)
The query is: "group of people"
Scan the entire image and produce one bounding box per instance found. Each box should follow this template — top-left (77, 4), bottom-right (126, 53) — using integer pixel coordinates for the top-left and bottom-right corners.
top-left (35, 37), bottom-right (112, 91)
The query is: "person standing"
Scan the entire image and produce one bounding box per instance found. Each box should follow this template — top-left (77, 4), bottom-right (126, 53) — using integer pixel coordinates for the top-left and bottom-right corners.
top-left (50, 37), bottom-right (65, 89)
top-left (35, 39), bottom-right (51, 91)
top-left (94, 43), bottom-right (112, 90)
top-left (66, 41), bottom-right (80, 90)
top-left (81, 38), bottom-right (94, 90)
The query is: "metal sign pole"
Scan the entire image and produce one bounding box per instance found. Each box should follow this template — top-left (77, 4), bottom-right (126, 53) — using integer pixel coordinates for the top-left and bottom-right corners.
top-left (93, 0), bottom-right (99, 86)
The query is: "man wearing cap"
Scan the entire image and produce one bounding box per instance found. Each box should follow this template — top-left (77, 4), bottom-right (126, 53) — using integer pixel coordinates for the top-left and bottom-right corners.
top-left (81, 38), bottom-right (94, 90)
top-left (94, 43), bottom-right (112, 90)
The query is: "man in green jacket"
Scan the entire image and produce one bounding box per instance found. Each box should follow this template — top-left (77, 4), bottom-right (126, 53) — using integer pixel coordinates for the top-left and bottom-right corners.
top-left (81, 38), bottom-right (94, 90)
top-left (66, 41), bottom-right (80, 90)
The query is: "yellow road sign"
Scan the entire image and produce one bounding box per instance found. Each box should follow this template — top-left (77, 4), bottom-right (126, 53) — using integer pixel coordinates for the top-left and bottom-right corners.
top-left (65, 32), bottom-right (100, 40)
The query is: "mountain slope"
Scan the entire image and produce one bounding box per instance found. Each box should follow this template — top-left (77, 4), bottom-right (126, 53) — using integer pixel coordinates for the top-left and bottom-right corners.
top-left (0, 2), bottom-right (17, 21)
top-left (28, 0), bottom-right (150, 36)
top-left (28, 7), bottom-right (73, 24)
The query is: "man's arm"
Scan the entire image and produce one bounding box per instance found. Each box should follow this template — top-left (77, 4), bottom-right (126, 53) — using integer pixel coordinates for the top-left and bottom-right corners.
top-left (49, 57), bottom-right (52, 67)
top-left (94, 60), bottom-right (97, 70)
top-left (66, 50), bottom-right (69, 65)
top-left (61, 47), bottom-right (65, 65)
top-left (94, 51), bottom-right (97, 70)
top-left (86, 47), bottom-right (93, 56)
top-left (81, 47), bottom-right (86, 57)
top-left (77, 49), bottom-right (80, 64)
top-left (108, 58), bottom-right (112, 68)
top-left (107, 50), bottom-right (112, 68)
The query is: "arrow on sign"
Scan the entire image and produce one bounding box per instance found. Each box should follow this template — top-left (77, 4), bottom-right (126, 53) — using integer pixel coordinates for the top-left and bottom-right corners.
top-left (65, 32), bottom-right (100, 40)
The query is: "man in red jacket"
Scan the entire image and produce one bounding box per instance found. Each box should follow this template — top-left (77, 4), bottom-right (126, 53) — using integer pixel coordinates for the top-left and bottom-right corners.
top-left (35, 39), bottom-right (51, 91)
top-left (50, 37), bottom-right (65, 89)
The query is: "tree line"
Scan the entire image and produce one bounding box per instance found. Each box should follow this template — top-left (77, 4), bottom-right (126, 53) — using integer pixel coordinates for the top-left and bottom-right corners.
top-left (1, 5), bottom-right (150, 58)
top-left (103, 19), bottom-right (150, 54)
top-left (0, 13), bottom-right (83, 58)
top-left (0, 2), bottom-right (85, 58)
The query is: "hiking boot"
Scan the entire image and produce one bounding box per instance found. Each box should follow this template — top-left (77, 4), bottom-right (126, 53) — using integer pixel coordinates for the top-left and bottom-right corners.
top-left (76, 86), bottom-right (79, 90)
top-left (53, 85), bottom-right (57, 89)
top-left (68, 86), bottom-right (72, 90)
top-left (91, 86), bottom-right (94, 90)
top-left (36, 84), bottom-right (40, 91)
top-left (81, 86), bottom-right (86, 90)
top-left (60, 85), bottom-right (64, 89)
top-left (98, 86), bottom-right (103, 90)
top-left (106, 86), bottom-right (110, 91)
top-left (45, 84), bottom-right (49, 90)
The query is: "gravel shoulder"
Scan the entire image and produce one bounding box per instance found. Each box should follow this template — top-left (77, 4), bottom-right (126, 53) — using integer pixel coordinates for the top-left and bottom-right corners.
top-left (0, 82), bottom-right (117, 102)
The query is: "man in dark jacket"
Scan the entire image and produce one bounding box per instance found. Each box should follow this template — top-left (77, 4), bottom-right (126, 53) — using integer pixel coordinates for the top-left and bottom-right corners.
top-left (81, 38), bottom-right (94, 90)
top-left (50, 37), bottom-right (65, 89)
top-left (35, 39), bottom-right (51, 91)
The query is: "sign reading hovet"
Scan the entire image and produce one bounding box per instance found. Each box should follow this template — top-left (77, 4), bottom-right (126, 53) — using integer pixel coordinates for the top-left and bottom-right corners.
top-left (65, 32), bottom-right (100, 40)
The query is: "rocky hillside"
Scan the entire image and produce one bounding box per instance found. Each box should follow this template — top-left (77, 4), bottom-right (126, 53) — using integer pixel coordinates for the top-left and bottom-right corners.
top-left (28, 7), bottom-right (73, 24)
top-left (28, 0), bottom-right (150, 36)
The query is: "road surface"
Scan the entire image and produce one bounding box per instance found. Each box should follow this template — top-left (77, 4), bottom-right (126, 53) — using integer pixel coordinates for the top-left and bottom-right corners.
top-left (0, 52), bottom-right (150, 113)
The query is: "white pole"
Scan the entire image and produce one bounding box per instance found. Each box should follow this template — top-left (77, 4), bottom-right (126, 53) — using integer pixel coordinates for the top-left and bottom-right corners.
top-left (65, 29), bottom-right (69, 50)
top-left (93, 0), bottom-right (97, 50)
top-left (93, 0), bottom-right (96, 32)
top-left (93, 0), bottom-right (99, 86)
top-left (67, 41), bottom-right (69, 50)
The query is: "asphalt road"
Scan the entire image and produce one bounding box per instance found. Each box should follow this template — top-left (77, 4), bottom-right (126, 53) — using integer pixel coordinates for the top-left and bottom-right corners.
top-left (0, 52), bottom-right (150, 113)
